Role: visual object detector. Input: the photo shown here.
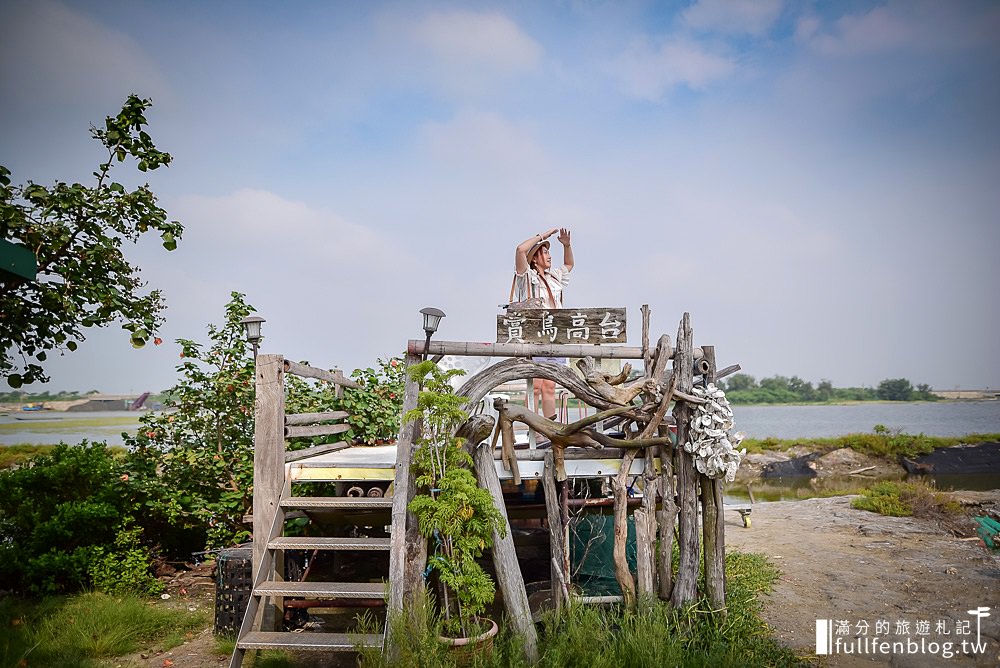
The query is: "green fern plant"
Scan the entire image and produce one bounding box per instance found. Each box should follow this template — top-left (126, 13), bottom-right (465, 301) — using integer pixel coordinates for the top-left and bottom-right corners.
top-left (405, 361), bottom-right (506, 638)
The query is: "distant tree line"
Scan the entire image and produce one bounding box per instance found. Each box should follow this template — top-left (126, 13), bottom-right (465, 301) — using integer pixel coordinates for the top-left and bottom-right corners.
top-left (718, 375), bottom-right (938, 404)
top-left (0, 389), bottom-right (100, 403)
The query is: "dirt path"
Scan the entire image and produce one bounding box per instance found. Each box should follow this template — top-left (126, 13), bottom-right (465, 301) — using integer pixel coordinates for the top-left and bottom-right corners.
top-left (725, 494), bottom-right (1000, 667)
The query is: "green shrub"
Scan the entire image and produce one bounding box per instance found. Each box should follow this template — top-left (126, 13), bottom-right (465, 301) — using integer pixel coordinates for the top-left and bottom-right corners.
top-left (0, 442), bottom-right (144, 595)
top-left (88, 522), bottom-right (164, 597)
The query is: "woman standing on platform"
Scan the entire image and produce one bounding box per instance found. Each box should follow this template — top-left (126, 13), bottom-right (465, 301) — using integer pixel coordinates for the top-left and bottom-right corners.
top-left (513, 228), bottom-right (574, 420)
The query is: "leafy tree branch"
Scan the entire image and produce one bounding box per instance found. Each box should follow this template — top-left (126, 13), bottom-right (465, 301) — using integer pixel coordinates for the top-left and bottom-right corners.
top-left (0, 94), bottom-right (182, 387)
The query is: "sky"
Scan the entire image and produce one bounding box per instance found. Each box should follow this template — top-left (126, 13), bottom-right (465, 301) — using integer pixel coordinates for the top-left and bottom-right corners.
top-left (2, 0), bottom-right (999, 395)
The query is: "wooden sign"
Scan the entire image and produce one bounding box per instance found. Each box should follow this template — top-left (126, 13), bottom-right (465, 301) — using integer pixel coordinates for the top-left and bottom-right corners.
top-left (497, 308), bottom-right (626, 345)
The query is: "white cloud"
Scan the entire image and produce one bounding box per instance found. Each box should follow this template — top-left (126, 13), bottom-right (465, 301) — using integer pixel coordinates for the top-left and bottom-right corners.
top-left (682, 0), bottom-right (784, 37)
top-left (379, 9), bottom-right (543, 97)
top-left (172, 189), bottom-right (384, 257)
top-left (417, 110), bottom-right (549, 176)
top-left (0, 0), bottom-right (168, 110)
top-left (410, 10), bottom-right (542, 70)
top-left (612, 37), bottom-right (736, 99)
top-left (807, 1), bottom-right (1000, 58)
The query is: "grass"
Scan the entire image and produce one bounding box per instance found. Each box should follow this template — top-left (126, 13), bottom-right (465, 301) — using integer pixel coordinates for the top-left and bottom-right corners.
top-left (0, 416), bottom-right (142, 432)
top-left (0, 592), bottom-right (208, 668)
top-left (0, 444), bottom-right (56, 469)
top-left (851, 480), bottom-right (963, 518)
top-left (741, 430), bottom-right (1000, 459)
top-left (0, 444), bottom-right (128, 470)
top-left (358, 551), bottom-right (806, 667)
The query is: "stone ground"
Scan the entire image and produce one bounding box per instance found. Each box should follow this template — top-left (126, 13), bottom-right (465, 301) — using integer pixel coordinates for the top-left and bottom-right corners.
top-left (726, 493), bottom-right (1000, 668)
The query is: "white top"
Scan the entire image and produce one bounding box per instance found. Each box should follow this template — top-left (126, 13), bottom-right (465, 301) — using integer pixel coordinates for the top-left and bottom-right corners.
top-left (513, 266), bottom-right (571, 308)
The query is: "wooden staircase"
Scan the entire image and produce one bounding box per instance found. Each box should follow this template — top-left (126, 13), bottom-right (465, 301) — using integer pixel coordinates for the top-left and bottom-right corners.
top-left (229, 490), bottom-right (394, 666)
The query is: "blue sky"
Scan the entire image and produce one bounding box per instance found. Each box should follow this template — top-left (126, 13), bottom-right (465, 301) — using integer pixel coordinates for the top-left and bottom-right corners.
top-left (2, 0), bottom-right (999, 394)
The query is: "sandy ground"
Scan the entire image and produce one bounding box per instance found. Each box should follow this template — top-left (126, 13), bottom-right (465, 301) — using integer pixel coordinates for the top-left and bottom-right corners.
top-left (726, 494), bottom-right (1000, 668)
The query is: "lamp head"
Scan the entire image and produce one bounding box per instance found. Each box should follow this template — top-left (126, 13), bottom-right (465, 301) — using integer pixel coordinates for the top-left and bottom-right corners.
top-left (419, 307), bottom-right (445, 336)
top-left (240, 315), bottom-right (266, 344)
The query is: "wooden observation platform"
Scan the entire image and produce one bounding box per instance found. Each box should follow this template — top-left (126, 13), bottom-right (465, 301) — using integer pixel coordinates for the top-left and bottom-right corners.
top-left (230, 308), bottom-right (745, 666)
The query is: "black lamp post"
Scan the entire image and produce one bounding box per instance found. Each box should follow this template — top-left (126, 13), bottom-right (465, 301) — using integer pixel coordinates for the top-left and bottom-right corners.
top-left (419, 307), bottom-right (445, 361)
top-left (240, 315), bottom-right (265, 360)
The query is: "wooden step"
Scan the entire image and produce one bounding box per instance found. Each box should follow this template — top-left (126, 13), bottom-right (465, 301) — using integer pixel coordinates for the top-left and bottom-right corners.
top-left (255, 580), bottom-right (386, 599)
top-left (268, 536), bottom-right (390, 551)
top-left (236, 630), bottom-right (383, 651)
top-left (282, 496), bottom-right (392, 510)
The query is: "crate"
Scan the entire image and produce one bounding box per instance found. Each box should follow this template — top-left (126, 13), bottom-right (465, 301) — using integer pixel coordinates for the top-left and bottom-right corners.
top-left (214, 546), bottom-right (252, 635)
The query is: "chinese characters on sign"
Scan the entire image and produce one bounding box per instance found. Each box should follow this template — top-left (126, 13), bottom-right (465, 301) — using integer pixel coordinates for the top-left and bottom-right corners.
top-left (497, 308), bottom-right (626, 344)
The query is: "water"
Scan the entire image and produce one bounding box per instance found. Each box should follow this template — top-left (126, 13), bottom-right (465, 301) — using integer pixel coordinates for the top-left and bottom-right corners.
top-left (3, 401), bottom-right (998, 447)
top-left (0, 410), bottom-right (147, 446)
top-left (732, 401), bottom-right (1000, 440)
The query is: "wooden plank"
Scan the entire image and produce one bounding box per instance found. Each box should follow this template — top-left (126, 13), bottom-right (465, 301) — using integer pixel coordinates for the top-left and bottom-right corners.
top-left (284, 423), bottom-right (351, 438)
top-left (254, 581), bottom-right (386, 599)
top-left (285, 410), bottom-right (349, 425)
top-left (284, 441), bottom-right (353, 463)
top-left (473, 441), bottom-right (539, 662)
top-left (281, 496), bottom-right (392, 510)
top-left (237, 631), bottom-right (383, 651)
top-left (671, 313), bottom-right (700, 607)
top-left (410, 339), bottom-right (644, 360)
top-left (497, 307), bottom-right (626, 344)
top-left (387, 354), bottom-right (426, 633)
top-left (282, 360), bottom-right (360, 388)
top-left (252, 354), bottom-right (286, 632)
top-left (268, 536), bottom-right (390, 550)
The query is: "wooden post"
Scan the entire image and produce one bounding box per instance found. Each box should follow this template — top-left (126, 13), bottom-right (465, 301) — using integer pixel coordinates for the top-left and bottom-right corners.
top-left (473, 443), bottom-right (539, 662)
top-left (253, 354), bottom-right (285, 631)
top-left (671, 313), bottom-right (700, 607)
top-left (700, 345), bottom-right (726, 613)
top-left (542, 452), bottom-right (567, 611)
top-left (388, 353), bottom-right (427, 630)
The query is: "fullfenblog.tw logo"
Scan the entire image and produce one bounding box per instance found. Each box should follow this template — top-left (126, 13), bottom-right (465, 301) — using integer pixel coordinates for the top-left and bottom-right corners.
top-left (815, 607), bottom-right (991, 659)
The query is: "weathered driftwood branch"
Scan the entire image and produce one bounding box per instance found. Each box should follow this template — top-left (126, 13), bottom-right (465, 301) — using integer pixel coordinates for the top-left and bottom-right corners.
top-left (575, 356), bottom-right (652, 405)
top-left (635, 508), bottom-right (654, 597)
top-left (457, 358), bottom-right (633, 413)
top-left (455, 414), bottom-right (496, 447)
top-left (543, 452), bottom-right (568, 612)
top-left (610, 452), bottom-right (638, 609)
top-left (716, 363), bottom-right (741, 380)
top-left (282, 360), bottom-right (359, 389)
top-left (492, 399), bottom-right (673, 481)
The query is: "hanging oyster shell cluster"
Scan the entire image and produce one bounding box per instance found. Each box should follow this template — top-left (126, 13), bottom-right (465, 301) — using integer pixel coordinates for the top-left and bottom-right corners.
top-left (683, 383), bottom-right (745, 482)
